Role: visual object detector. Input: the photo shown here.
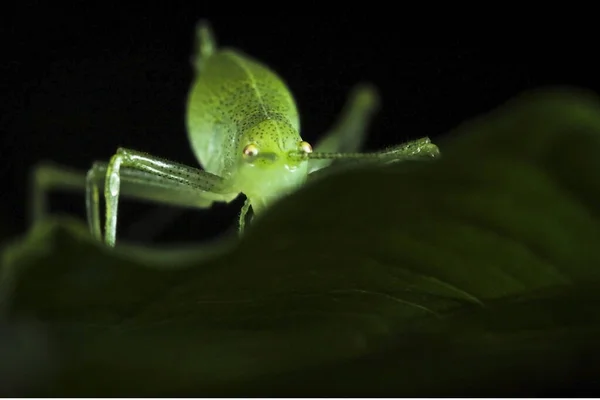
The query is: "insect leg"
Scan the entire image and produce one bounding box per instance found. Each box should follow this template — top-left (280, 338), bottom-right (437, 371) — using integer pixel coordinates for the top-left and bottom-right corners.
top-left (307, 137), bottom-right (441, 182)
top-left (88, 161), bottom-right (228, 242)
top-left (86, 162), bottom-right (103, 240)
top-left (29, 162), bottom-right (86, 227)
top-left (308, 83), bottom-right (381, 173)
top-left (192, 20), bottom-right (217, 74)
top-left (238, 197), bottom-right (252, 236)
top-left (376, 137), bottom-right (441, 161)
top-left (103, 148), bottom-right (238, 247)
top-left (310, 136), bottom-right (440, 163)
top-left (340, 137), bottom-right (440, 162)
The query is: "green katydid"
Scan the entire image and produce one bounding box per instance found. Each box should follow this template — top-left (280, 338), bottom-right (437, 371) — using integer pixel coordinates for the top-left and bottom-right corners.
top-left (30, 21), bottom-right (440, 247)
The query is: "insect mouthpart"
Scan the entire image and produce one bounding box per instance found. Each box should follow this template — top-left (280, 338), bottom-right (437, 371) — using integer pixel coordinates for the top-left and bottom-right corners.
top-left (257, 152), bottom-right (279, 163)
top-left (242, 143), bottom-right (280, 164)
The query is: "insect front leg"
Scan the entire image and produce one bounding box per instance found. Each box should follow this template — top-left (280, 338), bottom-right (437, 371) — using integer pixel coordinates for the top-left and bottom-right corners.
top-left (101, 148), bottom-right (238, 247)
top-left (309, 136), bottom-right (440, 164)
top-left (238, 197), bottom-right (252, 236)
top-left (377, 137), bottom-right (441, 162)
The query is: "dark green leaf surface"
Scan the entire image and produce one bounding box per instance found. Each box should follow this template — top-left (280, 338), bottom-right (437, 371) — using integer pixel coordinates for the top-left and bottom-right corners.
top-left (1, 87), bottom-right (600, 396)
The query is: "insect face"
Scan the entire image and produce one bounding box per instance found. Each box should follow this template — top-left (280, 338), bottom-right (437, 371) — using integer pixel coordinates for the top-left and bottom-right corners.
top-left (233, 119), bottom-right (311, 212)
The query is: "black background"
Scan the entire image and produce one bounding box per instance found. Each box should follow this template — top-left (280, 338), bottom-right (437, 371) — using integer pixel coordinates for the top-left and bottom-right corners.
top-left (2, 8), bottom-right (597, 244)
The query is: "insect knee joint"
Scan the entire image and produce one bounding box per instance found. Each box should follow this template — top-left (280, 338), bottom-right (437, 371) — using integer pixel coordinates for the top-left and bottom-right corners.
top-left (106, 154), bottom-right (124, 197)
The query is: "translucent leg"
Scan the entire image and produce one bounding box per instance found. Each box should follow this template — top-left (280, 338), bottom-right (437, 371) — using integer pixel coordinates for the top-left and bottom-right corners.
top-left (375, 137), bottom-right (440, 162)
top-left (309, 83), bottom-right (381, 173)
top-left (101, 148), bottom-right (239, 247)
top-left (29, 162), bottom-right (87, 227)
top-left (86, 162), bottom-right (232, 242)
top-left (307, 137), bottom-right (440, 182)
top-left (238, 197), bottom-right (252, 236)
top-left (86, 163), bottom-right (102, 240)
top-left (191, 20), bottom-right (217, 74)
top-left (85, 162), bottom-right (232, 242)
top-left (310, 136), bottom-right (440, 164)
top-left (30, 156), bottom-right (240, 246)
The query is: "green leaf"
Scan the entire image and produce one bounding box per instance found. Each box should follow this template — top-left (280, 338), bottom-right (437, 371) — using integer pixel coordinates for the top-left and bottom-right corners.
top-left (2, 86), bottom-right (600, 396)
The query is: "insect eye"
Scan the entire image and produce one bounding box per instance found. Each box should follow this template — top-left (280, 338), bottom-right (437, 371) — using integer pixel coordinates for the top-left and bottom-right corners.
top-left (242, 143), bottom-right (259, 158)
top-left (298, 141), bottom-right (313, 153)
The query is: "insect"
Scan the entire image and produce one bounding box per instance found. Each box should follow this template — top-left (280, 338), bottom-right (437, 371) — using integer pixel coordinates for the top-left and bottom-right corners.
top-left (30, 21), bottom-right (440, 247)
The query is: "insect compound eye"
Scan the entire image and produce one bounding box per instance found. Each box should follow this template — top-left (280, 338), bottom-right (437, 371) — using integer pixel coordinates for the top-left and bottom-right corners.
top-left (298, 141), bottom-right (313, 154)
top-left (242, 143), bottom-right (259, 158)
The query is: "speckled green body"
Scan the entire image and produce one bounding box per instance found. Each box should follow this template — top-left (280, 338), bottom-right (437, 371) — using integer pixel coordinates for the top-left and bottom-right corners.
top-left (186, 49), bottom-right (309, 212)
top-left (30, 22), bottom-right (437, 248)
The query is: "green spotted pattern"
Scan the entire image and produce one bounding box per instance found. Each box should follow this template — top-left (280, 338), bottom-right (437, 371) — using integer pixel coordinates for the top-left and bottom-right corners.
top-left (186, 49), bottom-right (301, 179)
